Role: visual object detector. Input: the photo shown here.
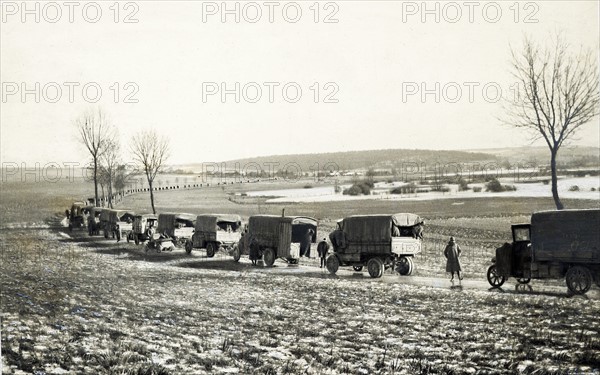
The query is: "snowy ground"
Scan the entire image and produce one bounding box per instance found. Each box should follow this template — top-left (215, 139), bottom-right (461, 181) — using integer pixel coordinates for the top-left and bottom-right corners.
top-left (1, 220), bottom-right (599, 374)
top-left (247, 176), bottom-right (600, 203)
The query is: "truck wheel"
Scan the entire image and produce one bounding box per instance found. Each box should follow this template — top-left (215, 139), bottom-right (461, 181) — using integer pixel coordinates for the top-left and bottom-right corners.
top-left (367, 258), bottom-right (384, 278)
top-left (396, 257), bottom-right (414, 276)
top-left (566, 266), bottom-right (592, 295)
top-left (135, 236), bottom-right (140, 245)
top-left (185, 240), bottom-right (193, 254)
top-left (232, 246), bottom-right (241, 262)
top-left (352, 265), bottom-right (363, 272)
top-left (206, 243), bottom-right (216, 258)
top-left (263, 248), bottom-right (276, 267)
top-left (326, 255), bottom-right (339, 275)
top-left (517, 278), bottom-right (531, 284)
top-left (487, 265), bottom-right (506, 288)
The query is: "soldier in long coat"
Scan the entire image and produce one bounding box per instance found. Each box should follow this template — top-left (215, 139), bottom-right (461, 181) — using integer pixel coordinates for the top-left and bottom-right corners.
top-left (300, 228), bottom-right (314, 257)
top-left (444, 236), bottom-right (463, 281)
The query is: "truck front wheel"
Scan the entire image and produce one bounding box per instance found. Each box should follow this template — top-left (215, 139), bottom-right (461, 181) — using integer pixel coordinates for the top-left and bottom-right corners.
top-left (486, 265), bottom-right (506, 288)
top-left (326, 255), bottom-right (340, 275)
top-left (396, 256), bottom-right (414, 276)
top-left (263, 248), bottom-right (275, 267)
top-left (206, 242), bottom-right (216, 258)
top-left (367, 258), bottom-right (384, 278)
top-left (565, 266), bottom-right (592, 295)
top-left (232, 246), bottom-right (241, 262)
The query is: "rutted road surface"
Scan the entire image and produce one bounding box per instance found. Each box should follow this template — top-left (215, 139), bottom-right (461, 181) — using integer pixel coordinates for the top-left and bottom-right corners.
top-left (61, 229), bottom-right (600, 300)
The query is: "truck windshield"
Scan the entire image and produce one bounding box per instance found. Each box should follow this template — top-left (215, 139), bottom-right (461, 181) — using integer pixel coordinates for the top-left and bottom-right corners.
top-left (513, 227), bottom-right (530, 242)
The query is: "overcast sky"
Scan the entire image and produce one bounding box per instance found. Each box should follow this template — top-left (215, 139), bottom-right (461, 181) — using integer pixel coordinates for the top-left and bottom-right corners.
top-left (1, 0), bottom-right (599, 166)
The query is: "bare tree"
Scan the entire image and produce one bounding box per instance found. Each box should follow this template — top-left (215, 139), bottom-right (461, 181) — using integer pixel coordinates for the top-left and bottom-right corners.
top-left (505, 35), bottom-right (599, 209)
top-left (75, 108), bottom-right (115, 206)
top-left (130, 130), bottom-right (170, 214)
top-left (100, 139), bottom-right (120, 209)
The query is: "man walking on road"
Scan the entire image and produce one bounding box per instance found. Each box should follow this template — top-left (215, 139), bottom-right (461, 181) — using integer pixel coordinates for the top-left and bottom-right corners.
top-left (317, 238), bottom-right (330, 268)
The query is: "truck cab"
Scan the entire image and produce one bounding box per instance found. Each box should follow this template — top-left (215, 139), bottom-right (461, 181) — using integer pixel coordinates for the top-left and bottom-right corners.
top-left (488, 209), bottom-right (600, 295)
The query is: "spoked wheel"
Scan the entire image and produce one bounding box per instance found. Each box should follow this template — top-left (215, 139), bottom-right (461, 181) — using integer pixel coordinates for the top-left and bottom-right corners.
top-left (565, 266), bottom-right (592, 295)
top-left (367, 258), bottom-right (384, 278)
top-left (326, 255), bottom-right (340, 275)
top-left (263, 248), bottom-right (276, 267)
top-left (352, 265), bottom-right (363, 272)
top-left (232, 246), bottom-right (241, 262)
top-left (487, 265), bottom-right (506, 288)
top-left (517, 278), bottom-right (531, 284)
top-left (185, 240), bottom-right (193, 254)
top-left (396, 256), bottom-right (414, 276)
top-left (206, 242), bottom-right (216, 258)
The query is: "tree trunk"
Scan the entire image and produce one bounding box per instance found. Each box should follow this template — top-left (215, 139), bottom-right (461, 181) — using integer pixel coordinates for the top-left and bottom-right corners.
top-left (149, 179), bottom-right (156, 214)
top-left (93, 159), bottom-right (99, 207)
top-left (108, 179), bottom-right (113, 209)
top-left (550, 149), bottom-right (564, 210)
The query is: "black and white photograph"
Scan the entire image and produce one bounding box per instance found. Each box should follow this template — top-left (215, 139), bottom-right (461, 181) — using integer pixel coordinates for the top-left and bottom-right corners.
top-left (1, 1), bottom-right (599, 374)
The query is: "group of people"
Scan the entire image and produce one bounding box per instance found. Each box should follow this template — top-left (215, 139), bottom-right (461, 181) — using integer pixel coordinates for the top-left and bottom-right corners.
top-left (392, 221), bottom-right (425, 240)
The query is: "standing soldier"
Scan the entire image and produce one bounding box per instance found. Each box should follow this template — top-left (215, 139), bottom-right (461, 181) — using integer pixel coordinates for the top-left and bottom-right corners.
top-left (317, 238), bottom-right (330, 268)
top-left (444, 236), bottom-right (463, 281)
top-left (248, 233), bottom-right (259, 266)
top-left (300, 228), bottom-right (314, 257)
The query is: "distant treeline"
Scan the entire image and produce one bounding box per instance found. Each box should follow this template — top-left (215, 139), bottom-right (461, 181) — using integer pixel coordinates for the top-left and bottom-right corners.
top-left (201, 149), bottom-right (499, 172)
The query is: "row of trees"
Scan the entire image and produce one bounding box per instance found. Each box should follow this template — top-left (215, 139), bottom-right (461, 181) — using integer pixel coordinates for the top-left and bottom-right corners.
top-left (76, 108), bottom-right (169, 214)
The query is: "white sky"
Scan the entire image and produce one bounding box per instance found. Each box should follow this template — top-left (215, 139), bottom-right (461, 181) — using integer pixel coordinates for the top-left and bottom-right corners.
top-left (1, 0), bottom-right (599, 165)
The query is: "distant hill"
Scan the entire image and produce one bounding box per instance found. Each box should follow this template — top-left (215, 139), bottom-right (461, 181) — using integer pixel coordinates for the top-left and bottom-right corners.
top-left (173, 149), bottom-right (500, 173)
top-left (466, 146), bottom-right (600, 166)
top-left (170, 146), bottom-right (599, 174)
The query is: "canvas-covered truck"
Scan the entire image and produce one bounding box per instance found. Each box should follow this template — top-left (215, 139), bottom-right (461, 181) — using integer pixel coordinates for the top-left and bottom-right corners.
top-left (246, 215), bottom-right (318, 266)
top-left (326, 213), bottom-right (423, 278)
top-left (157, 213), bottom-right (196, 246)
top-left (67, 202), bottom-right (89, 231)
top-left (104, 209), bottom-right (135, 241)
top-left (487, 209), bottom-right (600, 295)
top-left (131, 214), bottom-right (158, 244)
top-left (87, 207), bottom-right (103, 235)
top-left (186, 214), bottom-right (243, 257)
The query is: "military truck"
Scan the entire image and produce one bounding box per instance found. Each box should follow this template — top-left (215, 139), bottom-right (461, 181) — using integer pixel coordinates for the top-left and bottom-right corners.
top-left (157, 213), bottom-right (196, 246)
top-left (131, 214), bottom-right (158, 244)
top-left (247, 215), bottom-right (318, 266)
top-left (326, 213), bottom-right (423, 278)
top-left (186, 214), bottom-right (243, 257)
top-left (103, 209), bottom-right (135, 240)
top-left (487, 209), bottom-right (600, 295)
top-left (67, 202), bottom-right (89, 232)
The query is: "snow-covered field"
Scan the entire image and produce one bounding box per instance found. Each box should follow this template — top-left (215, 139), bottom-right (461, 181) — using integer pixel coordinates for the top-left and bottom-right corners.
top-left (250, 177), bottom-right (600, 203)
top-left (1, 222), bottom-right (599, 374)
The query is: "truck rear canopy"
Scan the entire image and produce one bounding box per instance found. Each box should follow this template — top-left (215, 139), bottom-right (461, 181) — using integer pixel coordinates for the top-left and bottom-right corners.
top-left (531, 209), bottom-right (600, 263)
